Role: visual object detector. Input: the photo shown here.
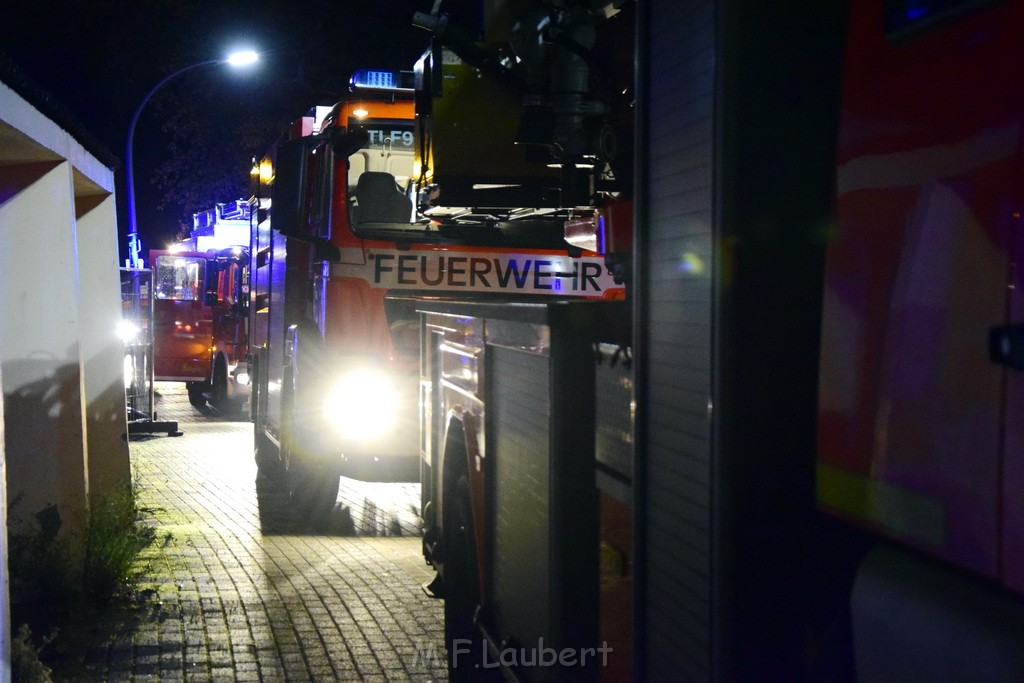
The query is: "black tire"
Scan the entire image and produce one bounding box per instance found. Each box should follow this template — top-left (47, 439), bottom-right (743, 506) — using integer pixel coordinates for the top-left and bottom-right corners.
top-left (254, 406), bottom-right (292, 533)
top-left (209, 356), bottom-right (243, 416)
top-left (255, 455), bottom-right (291, 534)
top-left (253, 408), bottom-right (280, 471)
top-left (186, 381), bottom-right (208, 409)
top-left (281, 320), bottom-right (341, 533)
top-left (286, 456), bottom-right (341, 534)
top-left (445, 474), bottom-right (483, 679)
top-left (252, 347), bottom-right (292, 533)
top-left (211, 357), bottom-right (228, 407)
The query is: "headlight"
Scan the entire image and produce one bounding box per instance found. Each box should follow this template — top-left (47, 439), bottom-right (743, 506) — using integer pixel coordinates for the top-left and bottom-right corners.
top-left (117, 320), bottom-right (140, 343)
top-left (230, 363), bottom-right (250, 386)
top-left (323, 368), bottom-right (397, 440)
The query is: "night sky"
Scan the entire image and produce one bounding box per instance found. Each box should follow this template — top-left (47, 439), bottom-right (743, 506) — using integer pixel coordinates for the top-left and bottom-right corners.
top-left (1, 0), bottom-right (432, 262)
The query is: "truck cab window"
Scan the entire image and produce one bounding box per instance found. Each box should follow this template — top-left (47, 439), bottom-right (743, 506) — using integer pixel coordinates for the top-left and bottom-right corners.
top-left (154, 255), bottom-right (204, 301)
top-left (347, 119), bottom-right (416, 227)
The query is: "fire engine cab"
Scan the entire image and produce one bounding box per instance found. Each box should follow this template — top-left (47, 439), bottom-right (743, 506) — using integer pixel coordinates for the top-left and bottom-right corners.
top-left (150, 201), bottom-right (250, 412)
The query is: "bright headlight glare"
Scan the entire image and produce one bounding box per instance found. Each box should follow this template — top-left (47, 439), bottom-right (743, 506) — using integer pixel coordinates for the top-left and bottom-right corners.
top-left (323, 369), bottom-right (397, 440)
top-left (117, 320), bottom-right (140, 342)
top-left (235, 371), bottom-right (250, 386)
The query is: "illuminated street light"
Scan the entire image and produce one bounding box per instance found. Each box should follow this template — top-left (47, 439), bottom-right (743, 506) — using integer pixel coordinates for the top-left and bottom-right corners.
top-left (124, 49), bottom-right (259, 269)
top-left (226, 50), bottom-right (259, 67)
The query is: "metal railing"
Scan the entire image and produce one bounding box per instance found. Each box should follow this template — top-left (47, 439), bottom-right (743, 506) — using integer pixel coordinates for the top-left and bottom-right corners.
top-left (120, 267), bottom-right (180, 437)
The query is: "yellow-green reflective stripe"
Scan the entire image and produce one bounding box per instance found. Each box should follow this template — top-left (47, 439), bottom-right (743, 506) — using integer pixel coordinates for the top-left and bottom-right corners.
top-left (817, 462), bottom-right (946, 549)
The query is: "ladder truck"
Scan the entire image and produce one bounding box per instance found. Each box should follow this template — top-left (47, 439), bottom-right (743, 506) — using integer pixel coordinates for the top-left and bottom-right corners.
top-left (407, 0), bottom-right (1024, 678)
top-left (247, 66), bottom-right (623, 534)
top-left (406, 1), bottom-right (637, 679)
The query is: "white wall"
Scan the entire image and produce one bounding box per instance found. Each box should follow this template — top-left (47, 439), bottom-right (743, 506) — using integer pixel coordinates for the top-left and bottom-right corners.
top-left (0, 161), bottom-right (88, 531)
top-left (76, 194), bottom-right (133, 496)
top-left (0, 78), bottom-right (130, 671)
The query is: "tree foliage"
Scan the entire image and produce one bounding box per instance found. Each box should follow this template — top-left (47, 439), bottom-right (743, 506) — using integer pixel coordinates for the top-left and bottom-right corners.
top-left (143, 0), bottom-right (430, 241)
top-left (2, 0), bottom-right (432, 248)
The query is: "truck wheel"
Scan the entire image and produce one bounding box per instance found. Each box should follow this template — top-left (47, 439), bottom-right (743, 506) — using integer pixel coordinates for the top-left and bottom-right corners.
top-left (186, 381), bottom-right (209, 409)
top-left (254, 396), bottom-right (291, 532)
top-left (254, 416), bottom-right (279, 470)
top-left (256, 455), bottom-right (291, 534)
top-left (210, 356), bottom-right (242, 415)
top-left (445, 474), bottom-right (483, 679)
top-left (287, 459), bottom-right (341, 534)
top-left (281, 320), bottom-right (340, 533)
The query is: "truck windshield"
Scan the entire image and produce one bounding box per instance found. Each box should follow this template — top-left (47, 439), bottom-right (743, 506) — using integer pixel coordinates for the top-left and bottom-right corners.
top-left (347, 118), bottom-right (416, 227)
top-left (154, 255), bottom-right (204, 301)
top-left (343, 117), bottom-right (570, 250)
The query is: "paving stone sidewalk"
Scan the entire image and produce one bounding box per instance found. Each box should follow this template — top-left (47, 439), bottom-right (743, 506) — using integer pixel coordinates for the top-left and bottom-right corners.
top-left (76, 384), bottom-right (448, 682)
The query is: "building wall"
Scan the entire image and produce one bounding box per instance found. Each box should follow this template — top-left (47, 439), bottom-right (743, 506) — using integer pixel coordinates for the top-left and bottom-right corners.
top-left (76, 194), bottom-right (133, 497)
top-left (0, 364), bottom-right (7, 682)
top-left (0, 78), bottom-right (130, 668)
top-left (0, 159), bottom-right (89, 532)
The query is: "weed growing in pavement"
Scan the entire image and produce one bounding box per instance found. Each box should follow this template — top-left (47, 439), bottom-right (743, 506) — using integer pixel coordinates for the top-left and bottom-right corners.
top-left (9, 626), bottom-right (55, 683)
top-left (10, 624), bottom-right (55, 682)
top-left (83, 484), bottom-right (158, 603)
top-left (6, 479), bottom-right (162, 677)
top-left (7, 494), bottom-right (78, 630)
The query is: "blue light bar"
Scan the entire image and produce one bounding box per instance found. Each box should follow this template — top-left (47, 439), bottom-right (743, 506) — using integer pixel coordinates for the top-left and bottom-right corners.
top-left (350, 69), bottom-right (413, 92)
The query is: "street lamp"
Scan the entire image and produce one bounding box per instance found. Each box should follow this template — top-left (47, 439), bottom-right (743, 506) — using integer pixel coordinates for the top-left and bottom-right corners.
top-left (124, 49), bottom-right (259, 269)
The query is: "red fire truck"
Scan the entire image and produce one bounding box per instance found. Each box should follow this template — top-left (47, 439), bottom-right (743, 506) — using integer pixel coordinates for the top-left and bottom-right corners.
top-left (818, 0), bottom-right (1024, 675)
top-left (150, 201), bottom-right (250, 412)
top-left (403, 2), bottom-right (637, 680)
top-left (247, 66), bottom-right (623, 532)
top-left (384, 0), bottom-right (1024, 678)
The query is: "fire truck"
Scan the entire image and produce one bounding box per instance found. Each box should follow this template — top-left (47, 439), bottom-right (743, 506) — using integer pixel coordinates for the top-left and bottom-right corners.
top-left (409, 0), bottom-right (1024, 679)
top-left (248, 0), bottom-right (1024, 676)
top-left (399, 2), bottom-right (637, 680)
top-left (149, 201), bottom-right (250, 412)
top-left (247, 63), bottom-right (623, 534)
top-left (817, 0), bottom-right (1024, 676)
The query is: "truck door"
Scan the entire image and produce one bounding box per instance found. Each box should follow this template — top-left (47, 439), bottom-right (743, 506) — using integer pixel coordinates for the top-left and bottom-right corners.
top-left (151, 253), bottom-right (211, 382)
top-left (211, 257), bottom-right (246, 355)
top-left (817, 1), bottom-right (1022, 581)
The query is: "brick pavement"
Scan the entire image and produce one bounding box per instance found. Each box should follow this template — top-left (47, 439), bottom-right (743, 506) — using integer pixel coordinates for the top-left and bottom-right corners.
top-left (81, 383), bottom-right (448, 682)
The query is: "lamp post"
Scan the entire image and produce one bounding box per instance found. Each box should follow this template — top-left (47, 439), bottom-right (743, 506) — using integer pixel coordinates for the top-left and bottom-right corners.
top-left (124, 49), bottom-right (258, 269)
top-left (121, 49), bottom-right (257, 436)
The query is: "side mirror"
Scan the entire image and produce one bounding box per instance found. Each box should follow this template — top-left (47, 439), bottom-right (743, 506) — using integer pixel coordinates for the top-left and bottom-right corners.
top-left (270, 128), bottom-right (369, 246)
top-left (329, 127), bottom-right (369, 157)
top-left (272, 135), bottom-right (331, 241)
top-left (204, 261), bottom-right (220, 306)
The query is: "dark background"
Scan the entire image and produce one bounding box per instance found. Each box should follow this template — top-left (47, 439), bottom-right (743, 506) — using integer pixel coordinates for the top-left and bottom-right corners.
top-left (1, 0), bottom-right (433, 263)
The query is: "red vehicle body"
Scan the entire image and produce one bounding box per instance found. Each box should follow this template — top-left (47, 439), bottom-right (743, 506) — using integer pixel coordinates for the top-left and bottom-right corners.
top-left (418, 0), bottom-right (1024, 677)
top-left (248, 68), bottom-right (623, 535)
top-left (818, 0), bottom-right (1024, 674)
top-left (405, 2), bottom-right (637, 679)
top-left (150, 203), bottom-right (250, 412)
